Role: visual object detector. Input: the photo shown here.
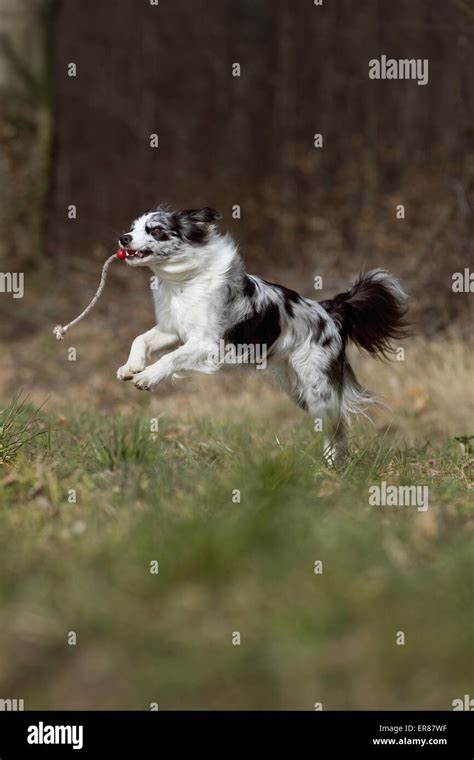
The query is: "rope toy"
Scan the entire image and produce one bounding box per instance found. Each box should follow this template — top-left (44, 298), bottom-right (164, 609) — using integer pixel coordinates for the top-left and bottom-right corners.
top-left (53, 249), bottom-right (126, 340)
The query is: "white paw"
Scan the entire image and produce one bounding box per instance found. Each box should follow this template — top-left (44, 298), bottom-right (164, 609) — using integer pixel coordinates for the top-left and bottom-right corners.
top-left (132, 369), bottom-right (160, 391)
top-left (117, 360), bottom-right (146, 381)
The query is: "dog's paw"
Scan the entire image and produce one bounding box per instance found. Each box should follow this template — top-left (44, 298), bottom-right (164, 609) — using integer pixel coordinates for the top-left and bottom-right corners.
top-left (117, 360), bottom-right (146, 381)
top-left (132, 369), bottom-right (160, 391)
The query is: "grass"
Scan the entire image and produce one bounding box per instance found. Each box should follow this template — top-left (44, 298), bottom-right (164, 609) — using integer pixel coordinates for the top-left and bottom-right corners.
top-left (0, 399), bottom-right (472, 710)
top-left (0, 394), bottom-right (49, 465)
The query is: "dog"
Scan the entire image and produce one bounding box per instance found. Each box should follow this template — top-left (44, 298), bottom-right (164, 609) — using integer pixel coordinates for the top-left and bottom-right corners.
top-left (116, 206), bottom-right (408, 464)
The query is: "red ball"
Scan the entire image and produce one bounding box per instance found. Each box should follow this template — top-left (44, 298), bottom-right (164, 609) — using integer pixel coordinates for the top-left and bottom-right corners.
top-left (116, 248), bottom-right (127, 260)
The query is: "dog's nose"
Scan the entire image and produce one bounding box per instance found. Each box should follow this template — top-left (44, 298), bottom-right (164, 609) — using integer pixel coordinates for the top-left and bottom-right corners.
top-left (119, 234), bottom-right (132, 247)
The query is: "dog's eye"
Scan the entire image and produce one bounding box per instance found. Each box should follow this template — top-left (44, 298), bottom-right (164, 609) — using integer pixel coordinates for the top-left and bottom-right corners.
top-left (150, 226), bottom-right (168, 239)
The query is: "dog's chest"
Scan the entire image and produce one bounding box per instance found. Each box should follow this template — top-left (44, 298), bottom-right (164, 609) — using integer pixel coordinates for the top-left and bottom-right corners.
top-left (153, 283), bottom-right (211, 340)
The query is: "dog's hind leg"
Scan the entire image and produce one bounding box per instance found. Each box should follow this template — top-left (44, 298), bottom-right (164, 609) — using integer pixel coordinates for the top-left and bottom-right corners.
top-left (321, 412), bottom-right (349, 467)
top-left (270, 360), bottom-right (310, 413)
top-left (303, 385), bottom-right (348, 468)
top-left (273, 348), bottom-right (349, 467)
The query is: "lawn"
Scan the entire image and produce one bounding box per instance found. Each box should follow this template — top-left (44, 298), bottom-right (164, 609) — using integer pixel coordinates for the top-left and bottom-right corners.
top-left (0, 391), bottom-right (472, 710)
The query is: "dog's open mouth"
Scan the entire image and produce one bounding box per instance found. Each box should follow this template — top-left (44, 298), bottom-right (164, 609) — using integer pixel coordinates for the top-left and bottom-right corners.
top-left (125, 249), bottom-right (153, 259)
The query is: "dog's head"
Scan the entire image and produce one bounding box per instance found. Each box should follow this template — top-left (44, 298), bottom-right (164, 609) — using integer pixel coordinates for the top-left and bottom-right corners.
top-left (118, 206), bottom-right (222, 267)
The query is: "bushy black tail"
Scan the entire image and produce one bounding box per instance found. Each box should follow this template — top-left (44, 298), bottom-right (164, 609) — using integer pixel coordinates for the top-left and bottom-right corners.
top-left (322, 269), bottom-right (409, 357)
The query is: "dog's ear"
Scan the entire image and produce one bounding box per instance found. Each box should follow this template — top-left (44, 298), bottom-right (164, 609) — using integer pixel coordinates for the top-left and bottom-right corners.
top-left (183, 208), bottom-right (222, 224)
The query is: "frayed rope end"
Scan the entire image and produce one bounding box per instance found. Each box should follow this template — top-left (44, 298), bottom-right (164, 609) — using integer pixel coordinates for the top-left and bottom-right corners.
top-left (53, 324), bottom-right (67, 341)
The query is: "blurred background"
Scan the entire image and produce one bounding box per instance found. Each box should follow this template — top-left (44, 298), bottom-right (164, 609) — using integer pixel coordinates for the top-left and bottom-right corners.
top-left (0, 0), bottom-right (472, 711)
top-left (0, 0), bottom-right (473, 339)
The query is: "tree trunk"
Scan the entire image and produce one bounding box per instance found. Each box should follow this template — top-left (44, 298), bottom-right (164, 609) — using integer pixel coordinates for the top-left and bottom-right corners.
top-left (0, 0), bottom-right (58, 266)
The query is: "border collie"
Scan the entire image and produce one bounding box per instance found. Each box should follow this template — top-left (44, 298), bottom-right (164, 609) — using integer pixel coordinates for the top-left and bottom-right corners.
top-left (117, 206), bottom-right (408, 464)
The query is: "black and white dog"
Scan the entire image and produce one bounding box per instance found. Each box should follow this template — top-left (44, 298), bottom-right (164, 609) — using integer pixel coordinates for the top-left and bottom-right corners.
top-left (117, 206), bottom-right (408, 464)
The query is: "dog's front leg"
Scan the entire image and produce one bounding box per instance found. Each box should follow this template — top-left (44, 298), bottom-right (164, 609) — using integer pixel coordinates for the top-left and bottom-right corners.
top-left (132, 338), bottom-right (218, 391)
top-left (117, 328), bottom-right (178, 380)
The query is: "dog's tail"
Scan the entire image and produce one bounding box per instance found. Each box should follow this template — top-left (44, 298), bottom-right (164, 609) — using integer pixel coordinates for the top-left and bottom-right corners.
top-left (321, 269), bottom-right (409, 357)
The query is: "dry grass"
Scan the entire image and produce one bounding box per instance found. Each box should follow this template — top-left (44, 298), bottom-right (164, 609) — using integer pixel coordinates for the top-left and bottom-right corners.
top-left (0, 322), bottom-right (472, 439)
